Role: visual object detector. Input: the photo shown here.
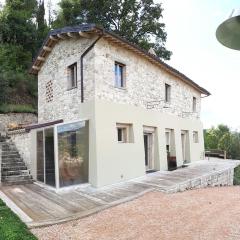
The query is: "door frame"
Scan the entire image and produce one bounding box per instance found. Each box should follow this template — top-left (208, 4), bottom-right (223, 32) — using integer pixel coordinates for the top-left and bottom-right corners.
top-left (143, 126), bottom-right (155, 171)
top-left (36, 127), bottom-right (56, 187)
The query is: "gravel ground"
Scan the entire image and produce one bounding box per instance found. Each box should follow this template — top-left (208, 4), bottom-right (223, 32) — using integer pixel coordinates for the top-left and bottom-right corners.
top-left (32, 187), bottom-right (240, 240)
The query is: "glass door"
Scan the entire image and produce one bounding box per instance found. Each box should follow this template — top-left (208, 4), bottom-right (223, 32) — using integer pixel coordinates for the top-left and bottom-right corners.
top-left (37, 131), bottom-right (44, 182)
top-left (45, 128), bottom-right (55, 186)
top-left (36, 128), bottom-right (56, 187)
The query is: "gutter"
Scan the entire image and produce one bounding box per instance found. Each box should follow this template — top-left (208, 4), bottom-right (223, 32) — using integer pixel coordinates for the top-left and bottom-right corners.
top-left (80, 32), bottom-right (104, 102)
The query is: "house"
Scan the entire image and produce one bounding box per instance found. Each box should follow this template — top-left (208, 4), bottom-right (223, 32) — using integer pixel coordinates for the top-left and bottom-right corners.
top-left (5, 24), bottom-right (210, 189)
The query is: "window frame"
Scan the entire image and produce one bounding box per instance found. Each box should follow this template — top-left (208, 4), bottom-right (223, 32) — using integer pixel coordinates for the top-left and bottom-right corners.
top-left (116, 123), bottom-right (133, 143)
top-left (114, 62), bottom-right (126, 89)
top-left (193, 97), bottom-right (197, 112)
top-left (165, 83), bottom-right (171, 103)
top-left (193, 131), bottom-right (199, 143)
top-left (68, 62), bottom-right (78, 90)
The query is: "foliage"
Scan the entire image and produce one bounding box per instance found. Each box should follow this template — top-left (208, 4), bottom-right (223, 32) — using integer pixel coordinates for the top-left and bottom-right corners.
top-left (0, 199), bottom-right (37, 240)
top-left (234, 165), bottom-right (240, 185)
top-left (0, 104), bottom-right (37, 114)
top-left (54, 0), bottom-right (172, 60)
top-left (204, 124), bottom-right (240, 159)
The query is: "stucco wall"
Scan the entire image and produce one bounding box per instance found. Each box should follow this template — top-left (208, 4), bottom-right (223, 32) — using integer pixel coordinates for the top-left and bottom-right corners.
top-left (94, 100), bottom-right (204, 187)
top-left (0, 113), bottom-right (37, 131)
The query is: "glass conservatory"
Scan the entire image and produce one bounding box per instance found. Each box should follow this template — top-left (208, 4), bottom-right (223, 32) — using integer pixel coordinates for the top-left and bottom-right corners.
top-left (36, 120), bottom-right (89, 189)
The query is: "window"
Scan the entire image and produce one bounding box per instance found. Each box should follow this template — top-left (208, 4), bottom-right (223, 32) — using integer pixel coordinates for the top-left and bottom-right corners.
top-left (68, 62), bottom-right (77, 89)
top-left (165, 84), bottom-right (171, 102)
top-left (193, 131), bottom-right (199, 143)
top-left (116, 123), bottom-right (133, 143)
top-left (193, 97), bottom-right (197, 112)
top-left (115, 62), bottom-right (126, 88)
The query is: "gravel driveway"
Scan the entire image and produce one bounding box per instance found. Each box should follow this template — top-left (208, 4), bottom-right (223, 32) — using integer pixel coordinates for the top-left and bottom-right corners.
top-left (32, 186), bottom-right (240, 240)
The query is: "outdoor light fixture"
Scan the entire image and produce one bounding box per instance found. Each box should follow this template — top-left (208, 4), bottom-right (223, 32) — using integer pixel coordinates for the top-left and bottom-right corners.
top-left (216, 9), bottom-right (240, 50)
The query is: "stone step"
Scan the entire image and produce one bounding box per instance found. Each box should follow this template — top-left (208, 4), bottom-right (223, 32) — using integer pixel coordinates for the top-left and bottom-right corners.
top-left (2, 158), bottom-right (23, 163)
top-left (2, 153), bottom-right (21, 157)
top-left (2, 165), bottom-right (28, 171)
top-left (2, 170), bottom-right (30, 176)
top-left (1, 179), bottom-right (34, 186)
top-left (2, 175), bottom-right (32, 181)
top-left (1, 151), bottom-right (20, 155)
top-left (1, 162), bottom-right (26, 168)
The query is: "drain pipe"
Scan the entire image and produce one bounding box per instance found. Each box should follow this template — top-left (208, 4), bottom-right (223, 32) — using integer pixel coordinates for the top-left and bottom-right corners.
top-left (80, 33), bottom-right (104, 102)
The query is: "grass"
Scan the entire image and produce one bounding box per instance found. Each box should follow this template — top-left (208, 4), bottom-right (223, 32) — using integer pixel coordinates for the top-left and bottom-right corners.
top-left (0, 104), bottom-right (37, 114)
top-left (0, 199), bottom-right (37, 240)
top-left (234, 165), bottom-right (240, 185)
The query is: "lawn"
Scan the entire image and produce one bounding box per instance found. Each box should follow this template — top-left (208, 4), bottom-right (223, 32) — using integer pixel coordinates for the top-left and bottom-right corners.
top-left (0, 199), bottom-right (37, 240)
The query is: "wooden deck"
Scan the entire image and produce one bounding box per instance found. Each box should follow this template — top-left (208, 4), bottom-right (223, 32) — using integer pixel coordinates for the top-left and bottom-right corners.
top-left (0, 159), bottom-right (239, 228)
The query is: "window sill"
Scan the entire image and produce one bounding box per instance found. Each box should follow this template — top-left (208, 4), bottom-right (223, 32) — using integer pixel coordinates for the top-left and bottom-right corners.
top-left (114, 86), bottom-right (127, 90)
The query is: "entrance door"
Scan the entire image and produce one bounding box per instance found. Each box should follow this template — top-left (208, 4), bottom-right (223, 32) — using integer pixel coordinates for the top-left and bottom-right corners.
top-left (144, 133), bottom-right (153, 171)
top-left (181, 133), bottom-right (186, 162)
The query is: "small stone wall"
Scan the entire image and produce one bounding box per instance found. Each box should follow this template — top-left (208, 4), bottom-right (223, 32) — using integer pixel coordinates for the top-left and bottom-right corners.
top-left (167, 168), bottom-right (235, 193)
top-left (8, 129), bottom-right (31, 169)
top-left (0, 113), bottom-right (37, 131)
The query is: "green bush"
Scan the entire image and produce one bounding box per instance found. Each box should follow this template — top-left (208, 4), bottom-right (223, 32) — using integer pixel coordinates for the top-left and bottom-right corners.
top-left (0, 199), bottom-right (37, 240)
top-left (234, 165), bottom-right (240, 185)
top-left (0, 104), bottom-right (37, 114)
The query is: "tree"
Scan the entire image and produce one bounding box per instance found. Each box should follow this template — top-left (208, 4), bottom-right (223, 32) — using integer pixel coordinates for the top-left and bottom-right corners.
top-left (36, 0), bottom-right (49, 50)
top-left (54, 0), bottom-right (172, 60)
top-left (204, 124), bottom-right (240, 160)
top-left (0, 0), bottom-right (38, 56)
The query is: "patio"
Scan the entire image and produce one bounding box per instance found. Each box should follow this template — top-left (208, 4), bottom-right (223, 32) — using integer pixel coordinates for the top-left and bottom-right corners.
top-left (0, 159), bottom-right (239, 228)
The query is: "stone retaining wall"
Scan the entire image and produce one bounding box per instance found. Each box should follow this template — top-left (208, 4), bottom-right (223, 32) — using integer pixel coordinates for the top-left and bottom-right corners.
top-left (0, 113), bottom-right (37, 131)
top-left (167, 168), bottom-right (234, 193)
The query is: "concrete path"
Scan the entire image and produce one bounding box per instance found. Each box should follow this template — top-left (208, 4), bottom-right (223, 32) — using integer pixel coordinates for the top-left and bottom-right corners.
top-left (0, 159), bottom-right (239, 228)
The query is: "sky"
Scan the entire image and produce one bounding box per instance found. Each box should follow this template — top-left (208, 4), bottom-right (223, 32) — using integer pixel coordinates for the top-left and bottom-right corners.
top-left (0, 0), bottom-right (240, 129)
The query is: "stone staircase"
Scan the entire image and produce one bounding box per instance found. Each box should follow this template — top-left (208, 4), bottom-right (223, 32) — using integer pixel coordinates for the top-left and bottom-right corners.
top-left (0, 136), bottom-right (33, 185)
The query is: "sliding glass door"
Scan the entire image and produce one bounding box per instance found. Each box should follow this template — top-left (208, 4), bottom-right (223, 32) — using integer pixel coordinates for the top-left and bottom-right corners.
top-left (36, 128), bottom-right (56, 187)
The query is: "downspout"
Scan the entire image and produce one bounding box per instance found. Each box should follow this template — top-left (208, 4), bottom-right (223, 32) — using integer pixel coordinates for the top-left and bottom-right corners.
top-left (80, 32), bottom-right (104, 103)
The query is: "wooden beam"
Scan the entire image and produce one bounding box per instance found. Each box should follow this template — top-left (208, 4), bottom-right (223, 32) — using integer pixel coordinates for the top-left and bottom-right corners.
top-left (37, 56), bottom-right (45, 62)
top-left (43, 46), bottom-right (52, 52)
top-left (79, 31), bottom-right (90, 38)
top-left (57, 33), bottom-right (67, 39)
top-left (50, 35), bottom-right (58, 41)
top-left (32, 66), bottom-right (40, 70)
top-left (67, 32), bottom-right (77, 38)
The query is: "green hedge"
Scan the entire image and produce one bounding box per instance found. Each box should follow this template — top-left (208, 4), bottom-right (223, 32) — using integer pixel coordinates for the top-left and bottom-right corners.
top-left (0, 104), bottom-right (37, 114)
top-left (234, 165), bottom-right (240, 185)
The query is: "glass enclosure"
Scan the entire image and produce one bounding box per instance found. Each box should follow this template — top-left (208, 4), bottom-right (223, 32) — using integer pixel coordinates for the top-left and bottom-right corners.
top-left (57, 121), bottom-right (89, 187)
top-left (36, 121), bottom-right (89, 188)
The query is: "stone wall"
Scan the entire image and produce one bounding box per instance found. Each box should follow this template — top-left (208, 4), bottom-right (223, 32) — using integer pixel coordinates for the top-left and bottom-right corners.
top-left (8, 130), bottom-right (31, 169)
top-left (38, 36), bottom-right (97, 123)
top-left (167, 168), bottom-right (235, 193)
top-left (0, 113), bottom-right (37, 132)
top-left (37, 35), bottom-right (203, 123)
top-left (94, 38), bottom-right (201, 120)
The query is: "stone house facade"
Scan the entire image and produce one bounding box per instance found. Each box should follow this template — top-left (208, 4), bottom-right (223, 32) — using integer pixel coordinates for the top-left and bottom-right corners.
top-left (14, 24), bottom-right (210, 189)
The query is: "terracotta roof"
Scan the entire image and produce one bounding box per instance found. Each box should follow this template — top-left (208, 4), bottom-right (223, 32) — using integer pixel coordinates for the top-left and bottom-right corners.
top-left (30, 24), bottom-right (210, 96)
